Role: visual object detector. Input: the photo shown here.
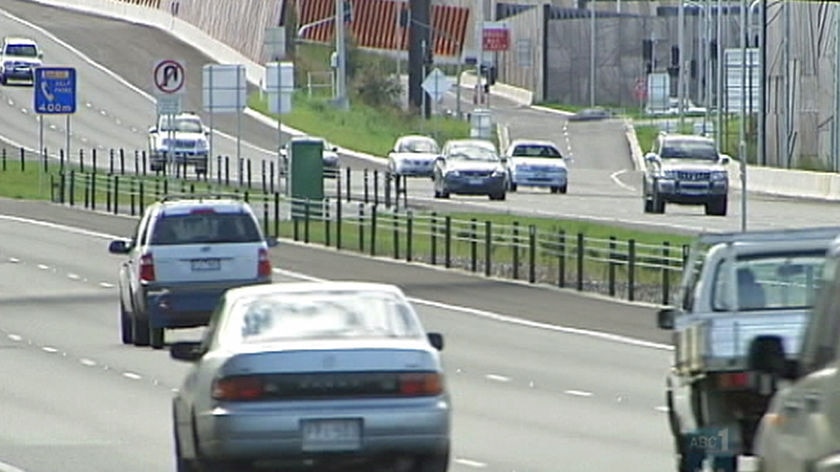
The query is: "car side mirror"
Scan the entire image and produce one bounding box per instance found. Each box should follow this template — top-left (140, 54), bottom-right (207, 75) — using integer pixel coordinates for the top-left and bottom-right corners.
top-left (169, 341), bottom-right (204, 362)
top-left (748, 335), bottom-right (796, 378)
top-left (108, 239), bottom-right (131, 254)
top-left (265, 236), bottom-right (279, 248)
top-left (148, 127), bottom-right (157, 134)
top-left (719, 154), bottom-right (731, 165)
top-left (435, 156), bottom-right (445, 163)
top-left (427, 332), bottom-right (444, 351)
top-left (331, 146), bottom-right (338, 152)
top-left (657, 307), bottom-right (677, 330)
top-left (645, 153), bottom-right (659, 163)
top-left (500, 156), bottom-right (508, 164)
top-left (38, 52), bottom-right (43, 59)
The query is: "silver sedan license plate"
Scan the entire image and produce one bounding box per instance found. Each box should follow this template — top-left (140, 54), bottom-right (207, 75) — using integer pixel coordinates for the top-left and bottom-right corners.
top-left (301, 418), bottom-right (362, 452)
top-left (190, 258), bottom-right (220, 271)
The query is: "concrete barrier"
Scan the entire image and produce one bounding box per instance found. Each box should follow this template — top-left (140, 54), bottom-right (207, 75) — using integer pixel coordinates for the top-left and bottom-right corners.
top-left (458, 72), bottom-right (533, 106)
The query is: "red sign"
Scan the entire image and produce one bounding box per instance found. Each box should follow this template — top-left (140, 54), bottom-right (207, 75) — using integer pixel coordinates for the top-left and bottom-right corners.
top-left (482, 28), bottom-right (510, 51)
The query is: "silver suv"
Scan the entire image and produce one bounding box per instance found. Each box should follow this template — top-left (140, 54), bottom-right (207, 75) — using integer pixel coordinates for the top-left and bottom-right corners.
top-left (642, 133), bottom-right (731, 216)
top-left (107, 194), bottom-right (277, 349)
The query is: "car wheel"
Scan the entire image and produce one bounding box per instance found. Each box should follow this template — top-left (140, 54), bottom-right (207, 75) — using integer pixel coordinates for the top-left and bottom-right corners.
top-left (132, 313), bottom-right (150, 347)
top-left (559, 184), bottom-right (568, 194)
top-left (150, 326), bottom-right (165, 350)
top-left (509, 182), bottom-right (517, 192)
top-left (489, 191), bottom-right (506, 201)
top-left (652, 190), bottom-right (666, 214)
top-left (120, 300), bottom-right (133, 345)
top-left (705, 196), bottom-right (727, 216)
top-left (175, 428), bottom-right (199, 472)
top-left (413, 449), bottom-right (449, 472)
top-left (198, 460), bottom-right (254, 472)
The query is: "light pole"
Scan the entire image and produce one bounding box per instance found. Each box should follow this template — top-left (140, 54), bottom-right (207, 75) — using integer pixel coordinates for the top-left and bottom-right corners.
top-left (407, 16), bottom-right (465, 118)
top-left (738, 0), bottom-right (747, 231)
top-left (335, 0), bottom-right (349, 110)
top-left (589, 2), bottom-right (596, 107)
top-left (677, 0), bottom-right (685, 131)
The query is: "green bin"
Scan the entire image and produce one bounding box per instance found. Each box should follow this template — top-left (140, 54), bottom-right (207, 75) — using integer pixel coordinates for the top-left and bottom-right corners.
top-left (288, 137), bottom-right (324, 219)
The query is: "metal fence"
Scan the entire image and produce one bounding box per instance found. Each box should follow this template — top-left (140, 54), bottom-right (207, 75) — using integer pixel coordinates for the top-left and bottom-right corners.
top-left (29, 164), bottom-right (690, 306)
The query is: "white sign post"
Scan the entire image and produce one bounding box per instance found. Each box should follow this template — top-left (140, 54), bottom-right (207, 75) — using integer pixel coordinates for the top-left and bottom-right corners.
top-left (153, 59), bottom-right (186, 176)
top-left (264, 26), bottom-right (289, 181)
top-left (202, 64), bottom-right (247, 180)
top-left (421, 67), bottom-right (453, 117)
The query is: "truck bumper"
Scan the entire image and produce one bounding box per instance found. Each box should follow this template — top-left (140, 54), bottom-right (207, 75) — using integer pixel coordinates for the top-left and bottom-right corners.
top-left (141, 278), bottom-right (270, 329)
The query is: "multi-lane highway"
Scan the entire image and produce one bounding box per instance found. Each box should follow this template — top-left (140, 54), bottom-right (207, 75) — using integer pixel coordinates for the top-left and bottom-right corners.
top-left (0, 2), bottom-right (837, 471)
top-left (5, 0), bottom-right (840, 237)
top-left (0, 202), bottom-right (673, 472)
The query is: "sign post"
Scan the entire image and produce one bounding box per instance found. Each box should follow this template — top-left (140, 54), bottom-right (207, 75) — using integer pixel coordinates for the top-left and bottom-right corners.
top-left (153, 58), bottom-right (186, 176)
top-left (481, 21), bottom-right (509, 110)
top-left (264, 26), bottom-right (288, 182)
top-left (34, 66), bottom-right (77, 178)
top-left (202, 64), bottom-right (247, 184)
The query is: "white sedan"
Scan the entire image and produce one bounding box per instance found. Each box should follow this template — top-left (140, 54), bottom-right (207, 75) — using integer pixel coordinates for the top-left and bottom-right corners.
top-left (503, 139), bottom-right (568, 193)
top-left (170, 281), bottom-right (450, 472)
top-left (387, 135), bottom-right (440, 178)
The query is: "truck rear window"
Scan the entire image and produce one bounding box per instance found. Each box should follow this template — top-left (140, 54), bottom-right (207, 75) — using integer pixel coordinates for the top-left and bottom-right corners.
top-left (150, 213), bottom-right (261, 245)
top-left (711, 252), bottom-right (826, 311)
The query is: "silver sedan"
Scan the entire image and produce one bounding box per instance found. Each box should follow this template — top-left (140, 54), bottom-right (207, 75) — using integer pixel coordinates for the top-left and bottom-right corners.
top-left (171, 281), bottom-right (450, 472)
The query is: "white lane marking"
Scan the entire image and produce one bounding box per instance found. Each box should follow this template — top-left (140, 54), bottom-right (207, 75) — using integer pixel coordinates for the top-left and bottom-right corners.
top-left (99, 282), bottom-right (115, 288)
top-left (485, 374), bottom-right (511, 383)
top-left (0, 459), bottom-right (29, 472)
top-left (454, 458), bottom-right (488, 468)
top-left (80, 358), bottom-right (96, 367)
top-left (564, 389), bottom-right (593, 397)
top-left (8, 257), bottom-right (20, 263)
top-left (37, 264), bottom-right (49, 270)
top-left (123, 372), bottom-right (142, 380)
top-left (67, 273), bottom-right (80, 280)
top-left (0, 215), bottom-right (673, 351)
top-left (655, 406), bottom-right (670, 413)
top-left (7, 334), bottom-right (22, 342)
top-left (610, 169), bottom-right (636, 191)
top-left (42, 346), bottom-right (58, 353)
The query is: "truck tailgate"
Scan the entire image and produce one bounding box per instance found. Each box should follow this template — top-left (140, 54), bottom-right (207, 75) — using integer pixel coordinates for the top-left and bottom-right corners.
top-left (678, 310), bottom-right (809, 372)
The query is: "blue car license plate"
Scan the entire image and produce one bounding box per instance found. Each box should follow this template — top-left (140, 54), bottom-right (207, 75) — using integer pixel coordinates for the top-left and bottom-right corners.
top-left (190, 258), bottom-right (220, 271)
top-left (301, 418), bottom-right (362, 451)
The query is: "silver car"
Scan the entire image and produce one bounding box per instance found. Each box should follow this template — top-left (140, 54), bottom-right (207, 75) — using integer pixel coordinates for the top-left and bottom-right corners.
top-left (171, 281), bottom-right (450, 472)
top-left (388, 135), bottom-right (440, 178)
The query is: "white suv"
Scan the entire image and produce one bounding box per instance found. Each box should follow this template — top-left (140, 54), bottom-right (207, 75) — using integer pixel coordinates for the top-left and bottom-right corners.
top-left (0, 36), bottom-right (43, 85)
top-left (107, 194), bottom-right (277, 349)
top-left (147, 112), bottom-right (210, 174)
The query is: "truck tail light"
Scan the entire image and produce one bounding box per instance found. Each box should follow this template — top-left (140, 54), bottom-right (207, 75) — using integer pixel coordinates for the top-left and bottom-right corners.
top-left (717, 372), bottom-right (750, 389)
top-left (139, 253), bottom-right (155, 282)
top-left (258, 248), bottom-right (272, 278)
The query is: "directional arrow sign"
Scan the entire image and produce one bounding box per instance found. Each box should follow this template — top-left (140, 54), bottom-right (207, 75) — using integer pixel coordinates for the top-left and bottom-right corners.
top-left (421, 67), bottom-right (453, 103)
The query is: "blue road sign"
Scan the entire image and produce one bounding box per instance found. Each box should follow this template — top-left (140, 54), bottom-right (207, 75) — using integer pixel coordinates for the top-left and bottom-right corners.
top-left (34, 67), bottom-right (76, 114)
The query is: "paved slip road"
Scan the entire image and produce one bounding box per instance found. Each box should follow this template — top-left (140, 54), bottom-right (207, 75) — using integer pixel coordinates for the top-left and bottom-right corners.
top-left (7, 1), bottom-right (840, 238)
top-left (0, 201), bottom-right (673, 472)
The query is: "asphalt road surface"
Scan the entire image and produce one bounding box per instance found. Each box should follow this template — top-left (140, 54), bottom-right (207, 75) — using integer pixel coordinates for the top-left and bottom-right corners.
top-left (0, 202), bottom-right (673, 472)
top-left (4, 1), bottom-right (840, 237)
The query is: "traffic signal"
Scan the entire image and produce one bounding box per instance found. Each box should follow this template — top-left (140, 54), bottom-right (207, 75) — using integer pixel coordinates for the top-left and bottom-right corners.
top-left (343, 0), bottom-right (353, 23)
top-left (480, 64), bottom-right (497, 86)
top-left (642, 39), bottom-right (653, 61)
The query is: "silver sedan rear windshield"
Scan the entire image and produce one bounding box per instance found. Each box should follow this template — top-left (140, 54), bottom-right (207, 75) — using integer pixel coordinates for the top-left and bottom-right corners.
top-left (225, 290), bottom-right (425, 344)
top-left (151, 213), bottom-right (261, 245)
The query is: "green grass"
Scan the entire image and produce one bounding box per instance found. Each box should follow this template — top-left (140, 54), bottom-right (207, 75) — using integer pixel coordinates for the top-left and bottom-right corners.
top-left (249, 92), bottom-right (473, 158)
